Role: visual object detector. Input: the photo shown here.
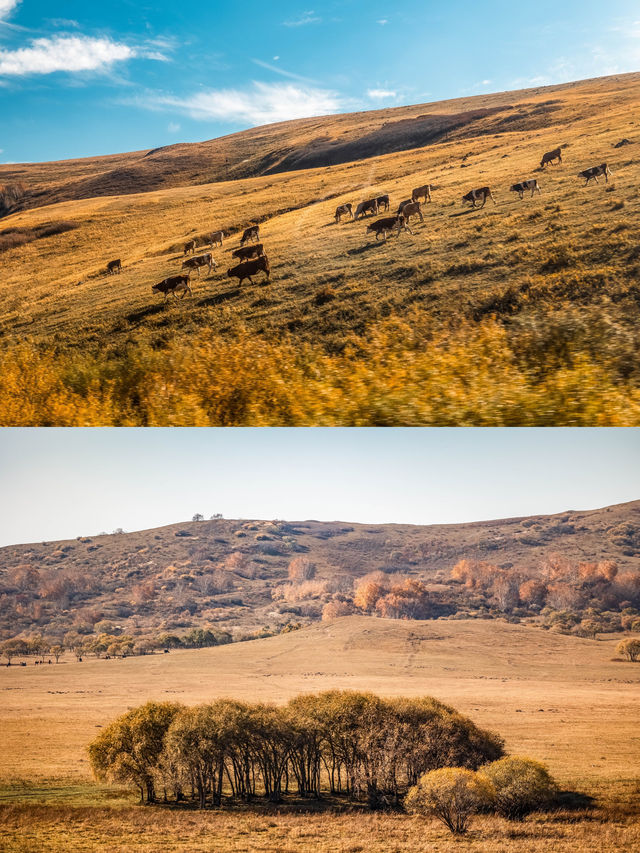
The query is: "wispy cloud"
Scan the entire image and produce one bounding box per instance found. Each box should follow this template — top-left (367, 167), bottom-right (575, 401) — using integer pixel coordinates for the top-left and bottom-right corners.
top-left (167, 121), bottom-right (180, 133)
top-left (0, 0), bottom-right (20, 21)
top-left (367, 88), bottom-right (396, 99)
top-left (283, 10), bottom-right (321, 27)
top-left (0, 34), bottom-right (135, 76)
top-left (138, 81), bottom-right (343, 126)
top-left (377, 19), bottom-right (389, 25)
top-left (252, 57), bottom-right (316, 84)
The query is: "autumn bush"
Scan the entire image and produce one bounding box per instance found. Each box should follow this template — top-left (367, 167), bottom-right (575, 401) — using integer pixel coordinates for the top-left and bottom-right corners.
top-left (479, 756), bottom-right (557, 819)
top-left (1, 310), bottom-right (639, 426)
top-left (616, 637), bottom-right (640, 661)
top-left (406, 767), bottom-right (492, 834)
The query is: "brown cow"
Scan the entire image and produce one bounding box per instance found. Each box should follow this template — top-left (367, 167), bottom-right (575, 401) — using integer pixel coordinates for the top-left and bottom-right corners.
top-left (209, 230), bottom-right (225, 247)
top-left (106, 258), bottom-right (121, 275)
top-left (396, 198), bottom-right (413, 214)
top-left (578, 163), bottom-right (611, 185)
top-left (227, 255), bottom-right (270, 285)
top-left (462, 187), bottom-right (495, 208)
top-left (184, 240), bottom-right (196, 255)
top-left (399, 200), bottom-right (424, 223)
top-left (375, 194), bottom-right (390, 212)
top-left (411, 184), bottom-right (432, 203)
top-left (152, 274), bottom-right (192, 302)
top-left (182, 253), bottom-right (216, 276)
top-left (354, 199), bottom-right (379, 219)
top-left (510, 179), bottom-right (541, 199)
top-left (540, 147), bottom-right (562, 168)
top-left (232, 243), bottom-right (265, 261)
top-left (335, 203), bottom-right (353, 222)
top-left (240, 225), bottom-right (260, 245)
top-left (366, 214), bottom-right (412, 241)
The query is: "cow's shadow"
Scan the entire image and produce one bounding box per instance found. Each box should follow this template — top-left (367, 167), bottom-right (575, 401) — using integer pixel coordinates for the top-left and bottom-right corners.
top-left (347, 242), bottom-right (388, 255)
top-left (449, 208), bottom-right (481, 218)
top-left (197, 288), bottom-right (241, 308)
top-left (126, 303), bottom-right (168, 323)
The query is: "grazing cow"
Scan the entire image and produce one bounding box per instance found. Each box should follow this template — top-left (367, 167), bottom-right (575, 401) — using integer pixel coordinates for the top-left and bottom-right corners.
top-left (375, 194), bottom-right (390, 212)
top-left (106, 258), bottom-right (121, 275)
top-left (209, 230), bottom-right (225, 248)
top-left (335, 203), bottom-right (353, 222)
top-left (578, 163), bottom-right (611, 185)
top-left (462, 186), bottom-right (495, 208)
top-left (411, 184), bottom-right (432, 203)
top-left (232, 243), bottom-right (265, 261)
top-left (182, 253), bottom-right (216, 276)
top-left (354, 199), bottom-right (379, 219)
top-left (227, 255), bottom-right (271, 285)
top-left (540, 147), bottom-right (562, 168)
top-left (152, 274), bottom-right (192, 302)
top-left (510, 179), bottom-right (541, 199)
top-left (396, 198), bottom-right (413, 214)
top-left (366, 214), bottom-right (412, 241)
top-left (184, 240), bottom-right (196, 255)
top-left (399, 200), bottom-right (424, 223)
top-left (240, 225), bottom-right (260, 245)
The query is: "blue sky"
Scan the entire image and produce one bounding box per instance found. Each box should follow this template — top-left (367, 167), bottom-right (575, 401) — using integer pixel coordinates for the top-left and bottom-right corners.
top-left (0, 428), bottom-right (637, 546)
top-left (1, 0), bottom-right (639, 162)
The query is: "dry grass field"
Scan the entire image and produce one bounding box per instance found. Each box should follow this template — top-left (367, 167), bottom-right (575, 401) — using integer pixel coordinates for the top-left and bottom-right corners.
top-left (1, 73), bottom-right (640, 424)
top-left (1, 617), bottom-right (639, 851)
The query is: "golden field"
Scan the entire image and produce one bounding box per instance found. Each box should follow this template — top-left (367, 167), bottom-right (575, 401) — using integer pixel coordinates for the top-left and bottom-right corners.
top-left (1, 617), bottom-right (639, 851)
top-left (1, 73), bottom-right (640, 425)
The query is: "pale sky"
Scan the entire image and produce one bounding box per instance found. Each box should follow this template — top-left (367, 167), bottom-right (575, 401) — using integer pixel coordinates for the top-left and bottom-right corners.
top-left (0, 428), bottom-right (637, 546)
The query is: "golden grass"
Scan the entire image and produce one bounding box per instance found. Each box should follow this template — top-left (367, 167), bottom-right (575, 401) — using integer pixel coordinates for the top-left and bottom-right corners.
top-left (1, 802), bottom-right (640, 853)
top-left (0, 74), bottom-right (639, 424)
top-left (1, 617), bottom-right (638, 850)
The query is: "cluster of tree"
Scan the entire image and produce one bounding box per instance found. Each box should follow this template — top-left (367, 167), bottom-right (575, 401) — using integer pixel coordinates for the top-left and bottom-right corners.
top-left (406, 756), bottom-right (558, 835)
top-left (0, 626), bottom-right (235, 664)
top-left (449, 556), bottom-right (640, 625)
top-left (88, 691), bottom-right (504, 809)
top-left (322, 573), bottom-right (454, 622)
top-left (0, 633), bottom-right (64, 663)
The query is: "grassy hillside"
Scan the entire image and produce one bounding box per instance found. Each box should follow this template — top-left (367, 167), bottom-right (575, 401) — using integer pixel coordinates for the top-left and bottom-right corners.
top-left (0, 73), bottom-right (639, 424)
top-left (1, 501), bottom-right (638, 645)
top-left (2, 74), bottom-right (631, 212)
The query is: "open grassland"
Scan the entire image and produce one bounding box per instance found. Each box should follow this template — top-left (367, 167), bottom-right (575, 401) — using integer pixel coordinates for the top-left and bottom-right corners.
top-left (1, 74), bottom-right (640, 424)
top-left (0, 617), bottom-right (639, 851)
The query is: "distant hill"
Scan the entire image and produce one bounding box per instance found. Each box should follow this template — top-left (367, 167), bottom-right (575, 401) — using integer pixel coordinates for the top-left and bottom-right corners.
top-left (1, 71), bottom-right (638, 214)
top-left (0, 500), bottom-right (637, 643)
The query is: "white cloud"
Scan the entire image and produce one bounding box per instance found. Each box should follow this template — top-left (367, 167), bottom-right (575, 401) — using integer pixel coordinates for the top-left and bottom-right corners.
top-left (377, 19), bottom-right (389, 25)
top-left (167, 121), bottom-right (180, 133)
top-left (0, 0), bottom-right (20, 20)
top-left (143, 81), bottom-right (342, 126)
top-left (367, 88), bottom-right (396, 99)
top-left (0, 35), bottom-right (135, 76)
top-left (283, 10), bottom-right (321, 27)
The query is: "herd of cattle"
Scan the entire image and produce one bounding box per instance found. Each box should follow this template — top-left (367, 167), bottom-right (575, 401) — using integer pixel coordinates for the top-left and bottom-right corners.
top-left (104, 146), bottom-right (615, 300)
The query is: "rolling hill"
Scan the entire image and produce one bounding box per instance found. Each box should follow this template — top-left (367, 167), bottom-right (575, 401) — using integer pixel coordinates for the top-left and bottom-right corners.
top-left (3, 73), bottom-right (634, 214)
top-left (1, 72), bottom-right (639, 425)
top-left (1, 500), bottom-right (638, 644)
